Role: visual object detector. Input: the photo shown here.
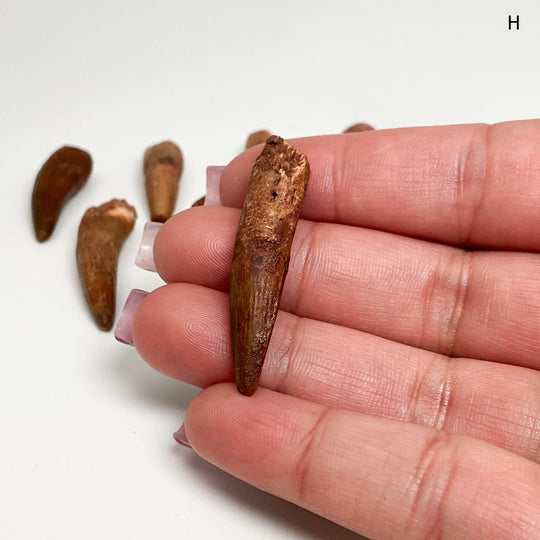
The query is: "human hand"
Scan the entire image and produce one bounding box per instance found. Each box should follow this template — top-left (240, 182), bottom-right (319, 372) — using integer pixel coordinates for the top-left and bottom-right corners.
top-left (129, 121), bottom-right (540, 539)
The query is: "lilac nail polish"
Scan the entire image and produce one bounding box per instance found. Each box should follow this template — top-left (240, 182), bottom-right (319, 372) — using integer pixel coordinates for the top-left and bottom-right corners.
top-left (205, 166), bottom-right (225, 206)
top-left (135, 222), bottom-right (162, 271)
top-left (114, 289), bottom-right (149, 345)
top-left (173, 424), bottom-right (191, 448)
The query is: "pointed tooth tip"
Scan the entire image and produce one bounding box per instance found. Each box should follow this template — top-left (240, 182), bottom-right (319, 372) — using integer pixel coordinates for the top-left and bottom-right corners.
top-left (95, 313), bottom-right (114, 331)
top-left (236, 381), bottom-right (258, 396)
top-left (150, 214), bottom-right (168, 223)
top-left (34, 225), bottom-right (51, 242)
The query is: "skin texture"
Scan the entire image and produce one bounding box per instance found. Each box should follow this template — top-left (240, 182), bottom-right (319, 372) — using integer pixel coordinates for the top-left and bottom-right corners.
top-left (143, 141), bottom-right (183, 222)
top-left (77, 199), bottom-right (136, 331)
top-left (31, 146), bottom-right (92, 241)
top-left (135, 120), bottom-right (540, 539)
top-left (230, 136), bottom-right (310, 395)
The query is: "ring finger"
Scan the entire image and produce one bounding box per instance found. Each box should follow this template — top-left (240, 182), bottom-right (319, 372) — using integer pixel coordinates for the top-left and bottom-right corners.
top-left (132, 283), bottom-right (540, 462)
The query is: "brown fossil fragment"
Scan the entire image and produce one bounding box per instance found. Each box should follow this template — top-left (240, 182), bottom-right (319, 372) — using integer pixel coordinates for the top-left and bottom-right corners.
top-left (191, 196), bottom-right (205, 207)
top-left (343, 122), bottom-right (375, 133)
top-left (31, 146), bottom-right (92, 242)
top-left (143, 141), bottom-right (183, 222)
top-left (246, 130), bottom-right (273, 149)
top-left (76, 199), bottom-right (137, 331)
top-left (230, 136), bottom-right (310, 396)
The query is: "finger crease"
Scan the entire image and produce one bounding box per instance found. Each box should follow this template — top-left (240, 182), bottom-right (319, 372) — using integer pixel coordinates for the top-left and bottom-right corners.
top-left (290, 221), bottom-right (318, 315)
top-left (422, 249), bottom-right (473, 357)
top-left (296, 407), bottom-right (333, 503)
top-left (276, 315), bottom-right (303, 393)
top-left (445, 251), bottom-right (473, 357)
top-left (433, 367), bottom-right (454, 431)
top-left (332, 140), bottom-right (350, 220)
top-left (458, 124), bottom-right (491, 245)
top-left (406, 431), bottom-right (461, 538)
top-left (408, 355), bottom-right (455, 431)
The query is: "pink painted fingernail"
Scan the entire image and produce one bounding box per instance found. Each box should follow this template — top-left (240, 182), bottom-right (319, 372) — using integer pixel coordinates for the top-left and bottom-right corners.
top-left (204, 166), bottom-right (225, 206)
top-left (135, 222), bottom-right (162, 271)
top-left (173, 424), bottom-right (191, 448)
top-left (114, 289), bottom-right (148, 345)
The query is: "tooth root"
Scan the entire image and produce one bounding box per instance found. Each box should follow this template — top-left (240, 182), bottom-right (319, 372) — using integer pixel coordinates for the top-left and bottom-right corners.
top-left (230, 136), bottom-right (310, 396)
top-left (76, 199), bottom-right (137, 331)
top-left (32, 146), bottom-right (92, 242)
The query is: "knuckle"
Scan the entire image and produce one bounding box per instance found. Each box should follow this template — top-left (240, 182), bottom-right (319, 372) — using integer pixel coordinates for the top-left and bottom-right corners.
top-left (405, 431), bottom-right (462, 538)
top-left (421, 250), bottom-right (473, 356)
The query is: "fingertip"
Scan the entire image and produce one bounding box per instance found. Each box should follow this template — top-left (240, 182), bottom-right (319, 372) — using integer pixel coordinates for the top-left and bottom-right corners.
top-left (153, 205), bottom-right (238, 287)
top-left (153, 207), bottom-right (210, 281)
top-left (184, 382), bottom-right (238, 456)
top-left (184, 384), bottom-right (283, 466)
top-left (131, 284), bottom-right (167, 363)
top-left (152, 211), bottom-right (183, 278)
top-left (183, 384), bottom-right (335, 496)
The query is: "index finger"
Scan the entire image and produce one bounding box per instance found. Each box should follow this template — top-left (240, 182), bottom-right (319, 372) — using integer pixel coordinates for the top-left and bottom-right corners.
top-left (221, 120), bottom-right (540, 250)
top-left (185, 384), bottom-right (540, 539)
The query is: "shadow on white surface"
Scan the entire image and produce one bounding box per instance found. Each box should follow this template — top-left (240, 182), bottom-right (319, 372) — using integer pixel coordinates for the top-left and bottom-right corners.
top-left (180, 450), bottom-right (367, 540)
top-left (110, 344), bottom-right (198, 408)
top-left (110, 347), bottom-right (367, 538)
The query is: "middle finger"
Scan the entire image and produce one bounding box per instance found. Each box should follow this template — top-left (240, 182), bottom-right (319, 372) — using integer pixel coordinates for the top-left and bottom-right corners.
top-left (155, 206), bottom-right (540, 369)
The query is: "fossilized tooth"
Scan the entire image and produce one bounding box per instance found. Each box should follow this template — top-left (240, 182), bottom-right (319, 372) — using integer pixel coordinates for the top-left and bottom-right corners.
top-left (246, 129), bottom-right (273, 149)
top-left (143, 141), bottom-right (183, 222)
top-left (230, 136), bottom-right (310, 396)
top-left (76, 199), bottom-right (137, 331)
top-left (343, 122), bottom-right (375, 133)
top-left (191, 196), bottom-right (205, 207)
top-left (31, 146), bottom-right (92, 242)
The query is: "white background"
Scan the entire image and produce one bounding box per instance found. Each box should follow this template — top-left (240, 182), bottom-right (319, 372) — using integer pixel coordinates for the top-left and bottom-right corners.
top-left (1, 1), bottom-right (538, 538)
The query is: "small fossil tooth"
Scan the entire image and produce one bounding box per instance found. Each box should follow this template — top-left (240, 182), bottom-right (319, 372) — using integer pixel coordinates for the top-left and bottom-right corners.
top-left (76, 199), bottom-right (137, 331)
top-left (343, 123), bottom-right (375, 133)
top-left (31, 146), bottom-right (92, 242)
top-left (191, 196), bottom-right (205, 207)
top-left (246, 130), bottom-right (273, 149)
top-left (143, 141), bottom-right (183, 222)
top-left (230, 136), bottom-right (310, 396)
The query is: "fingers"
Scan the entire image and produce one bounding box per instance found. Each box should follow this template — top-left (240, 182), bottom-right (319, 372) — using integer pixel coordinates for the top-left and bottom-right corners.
top-left (221, 120), bottom-right (540, 250)
top-left (133, 284), bottom-right (232, 388)
top-left (133, 283), bottom-right (540, 462)
top-left (155, 206), bottom-right (540, 369)
top-left (184, 384), bottom-right (540, 539)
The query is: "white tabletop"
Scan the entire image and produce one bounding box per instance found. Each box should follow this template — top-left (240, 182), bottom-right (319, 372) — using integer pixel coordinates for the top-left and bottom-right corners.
top-left (1, 1), bottom-right (538, 539)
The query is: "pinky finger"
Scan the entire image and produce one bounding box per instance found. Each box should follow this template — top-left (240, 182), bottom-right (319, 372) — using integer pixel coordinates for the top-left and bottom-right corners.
top-left (184, 384), bottom-right (540, 540)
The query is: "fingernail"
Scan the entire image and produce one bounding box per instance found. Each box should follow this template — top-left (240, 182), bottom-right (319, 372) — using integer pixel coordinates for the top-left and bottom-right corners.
top-left (173, 424), bottom-right (191, 448)
top-left (204, 166), bottom-right (226, 206)
top-left (135, 222), bottom-right (162, 271)
top-left (114, 289), bottom-right (148, 345)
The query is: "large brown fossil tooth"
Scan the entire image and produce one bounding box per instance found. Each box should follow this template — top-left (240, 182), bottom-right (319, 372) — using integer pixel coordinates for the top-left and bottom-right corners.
top-left (230, 136), bottom-right (310, 396)
top-left (31, 146), bottom-right (92, 242)
top-left (143, 141), bottom-right (183, 222)
top-left (76, 199), bottom-right (137, 331)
